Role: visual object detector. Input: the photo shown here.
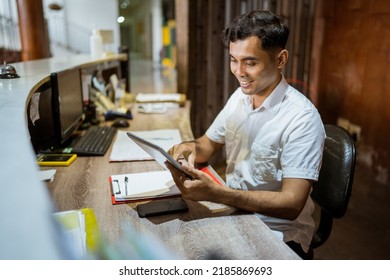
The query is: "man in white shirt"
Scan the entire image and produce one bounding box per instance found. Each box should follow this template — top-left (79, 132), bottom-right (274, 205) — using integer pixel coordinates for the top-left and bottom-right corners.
top-left (166, 10), bottom-right (325, 259)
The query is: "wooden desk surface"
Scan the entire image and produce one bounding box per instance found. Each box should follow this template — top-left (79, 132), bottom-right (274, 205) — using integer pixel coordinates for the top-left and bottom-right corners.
top-left (45, 102), bottom-right (299, 260)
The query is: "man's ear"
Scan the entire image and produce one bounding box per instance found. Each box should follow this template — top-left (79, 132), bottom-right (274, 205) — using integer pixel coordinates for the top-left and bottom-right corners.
top-left (277, 49), bottom-right (288, 69)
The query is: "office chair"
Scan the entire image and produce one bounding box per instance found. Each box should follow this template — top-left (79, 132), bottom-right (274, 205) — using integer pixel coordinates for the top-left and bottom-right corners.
top-left (310, 124), bottom-right (356, 252)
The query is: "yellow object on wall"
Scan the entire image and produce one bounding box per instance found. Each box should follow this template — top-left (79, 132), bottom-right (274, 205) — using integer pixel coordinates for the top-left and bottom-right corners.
top-left (163, 26), bottom-right (170, 46)
top-left (162, 19), bottom-right (176, 68)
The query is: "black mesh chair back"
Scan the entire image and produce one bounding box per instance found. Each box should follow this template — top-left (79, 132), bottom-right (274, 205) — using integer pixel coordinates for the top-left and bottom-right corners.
top-left (310, 124), bottom-right (356, 249)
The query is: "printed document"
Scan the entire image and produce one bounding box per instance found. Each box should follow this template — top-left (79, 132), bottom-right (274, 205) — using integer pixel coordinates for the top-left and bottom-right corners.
top-left (109, 129), bottom-right (182, 162)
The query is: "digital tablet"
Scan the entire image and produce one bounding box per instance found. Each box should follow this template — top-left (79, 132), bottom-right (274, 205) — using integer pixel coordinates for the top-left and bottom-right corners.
top-left (126, 131), bottom-right (193, 179)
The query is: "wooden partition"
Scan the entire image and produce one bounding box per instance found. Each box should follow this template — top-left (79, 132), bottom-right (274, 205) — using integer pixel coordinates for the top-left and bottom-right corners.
top-left (315, 0), bottom-right (390, 185)
top-left (16, 0), bottom-right (51, 61)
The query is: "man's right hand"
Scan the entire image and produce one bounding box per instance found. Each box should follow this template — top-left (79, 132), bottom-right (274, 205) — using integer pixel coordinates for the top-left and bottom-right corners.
top-left (168, 141), bottom-right (197, 167)
top-left (168, 135), bottom-right (223, 167)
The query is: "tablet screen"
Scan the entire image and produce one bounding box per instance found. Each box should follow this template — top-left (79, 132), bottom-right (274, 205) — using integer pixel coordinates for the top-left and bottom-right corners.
top-left (126, 131), bottom-right (192, 179)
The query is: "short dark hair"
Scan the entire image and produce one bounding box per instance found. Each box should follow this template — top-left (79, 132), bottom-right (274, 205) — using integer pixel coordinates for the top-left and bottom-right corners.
top-left (223, 10), bottom-right (289, 53)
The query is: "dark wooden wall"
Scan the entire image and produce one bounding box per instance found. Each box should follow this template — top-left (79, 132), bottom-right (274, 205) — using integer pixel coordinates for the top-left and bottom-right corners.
top-left (0, 48), bottom-right (21, 63)
top-left (316, 0), bottom-right (390, 185)
top-left (186, 0), bottom-right (227, 138)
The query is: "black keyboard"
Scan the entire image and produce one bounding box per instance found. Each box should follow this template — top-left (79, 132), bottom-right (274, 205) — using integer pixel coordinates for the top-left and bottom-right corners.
top-left (72, 126), bottom-right (117, 156)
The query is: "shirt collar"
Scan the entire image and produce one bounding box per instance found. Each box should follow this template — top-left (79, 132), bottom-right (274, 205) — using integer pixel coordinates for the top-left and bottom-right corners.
top-left (241, 75), bottom-right (288, 115)
top-left (263, 76), bottom-right (288, 115)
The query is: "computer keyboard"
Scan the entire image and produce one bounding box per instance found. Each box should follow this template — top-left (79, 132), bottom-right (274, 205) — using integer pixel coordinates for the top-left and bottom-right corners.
top-left (72, 126), bottom-right (117, 156)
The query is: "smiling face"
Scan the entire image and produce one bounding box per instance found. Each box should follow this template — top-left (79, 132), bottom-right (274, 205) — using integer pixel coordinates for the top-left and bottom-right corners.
top-left (229, 36), bottom-right (288, 107)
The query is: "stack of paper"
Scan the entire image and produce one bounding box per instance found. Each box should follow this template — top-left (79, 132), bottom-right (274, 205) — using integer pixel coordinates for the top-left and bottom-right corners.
top-left (137, 102), bottom-right (179, 114)
top-left (135, 93), bottom-right (186, 106)
top-left (109, 170), bottom-right (180, 204)
top-left (52, 210), bottom-right (87, 258)
top-left (53, 208), bottom-right (102, 258)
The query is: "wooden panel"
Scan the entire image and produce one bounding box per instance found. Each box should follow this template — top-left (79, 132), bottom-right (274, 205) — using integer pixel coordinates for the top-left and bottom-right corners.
top-left (186, 0), bottom-right (227, 138)
top-left (175, 0), bottom-right (189, 94)
top-left (0, 48), bottom-right (22, 63)
top-left (16, 0), bottom-right (51, 61)
top-left (316, 0), bottom-right (390, 184)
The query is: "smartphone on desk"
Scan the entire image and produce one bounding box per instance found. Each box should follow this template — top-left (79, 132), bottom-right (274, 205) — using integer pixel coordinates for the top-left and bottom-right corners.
top-left (137, 199), bottom-right (188, 218)
top-left (36, 154), bottom-right (77, 167)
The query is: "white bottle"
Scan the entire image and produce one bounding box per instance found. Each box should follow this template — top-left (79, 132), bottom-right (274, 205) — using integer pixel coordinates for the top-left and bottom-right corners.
top-left (90, 29), bottom-right (103, 58)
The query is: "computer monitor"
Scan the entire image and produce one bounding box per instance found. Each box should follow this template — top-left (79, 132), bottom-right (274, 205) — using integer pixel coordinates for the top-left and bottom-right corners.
top-left (51, 67), bottom-right (84, 145)
top-left (27, 80), bottom-right (56, 153)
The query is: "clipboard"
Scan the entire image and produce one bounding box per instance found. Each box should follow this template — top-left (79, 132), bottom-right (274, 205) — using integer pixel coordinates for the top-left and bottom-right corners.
top-left (126, 131), bottom-right (193, 179)
top-left (108, 173), bottom-right (181, 205)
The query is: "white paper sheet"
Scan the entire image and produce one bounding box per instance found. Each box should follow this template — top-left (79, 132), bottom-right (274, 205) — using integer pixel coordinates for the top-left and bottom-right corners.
top-left (109, 129), bottom-right (182, 162)
top-left (136, 93), bottom-right (183, 102)
top-left (38, 169), bottom-right (56, 181)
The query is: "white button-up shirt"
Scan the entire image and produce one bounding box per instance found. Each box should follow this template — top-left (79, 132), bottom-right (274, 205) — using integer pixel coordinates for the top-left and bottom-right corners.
top-left (206, 77), bottom-right (325, 252)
